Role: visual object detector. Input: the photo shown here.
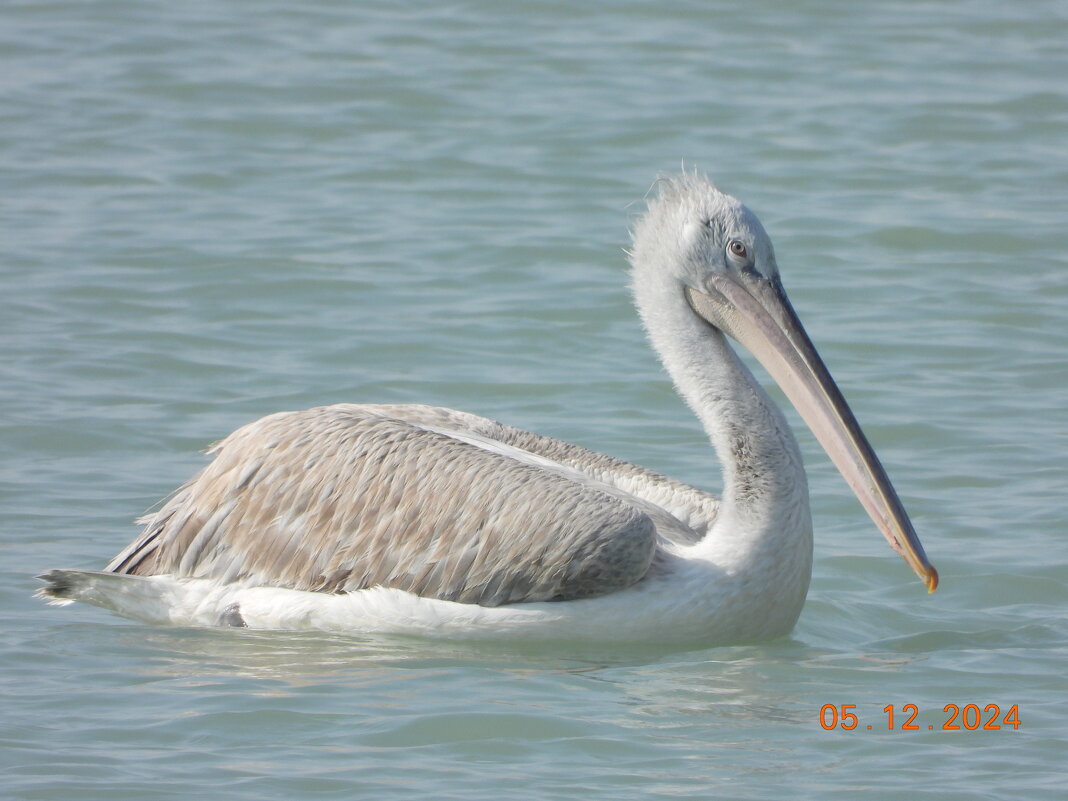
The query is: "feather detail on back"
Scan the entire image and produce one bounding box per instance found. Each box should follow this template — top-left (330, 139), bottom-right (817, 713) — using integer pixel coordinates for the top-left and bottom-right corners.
top-left (105, 405), bottom-right (718, 606)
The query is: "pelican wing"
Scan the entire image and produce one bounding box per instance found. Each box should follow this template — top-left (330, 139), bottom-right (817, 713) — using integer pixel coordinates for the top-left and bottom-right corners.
top-left (106, 405), bottom-right (710, 606)
top-left (367, 404), bottom-right (719, 543)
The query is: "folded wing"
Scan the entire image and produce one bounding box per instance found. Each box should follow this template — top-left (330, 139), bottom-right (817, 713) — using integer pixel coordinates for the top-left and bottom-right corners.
top-left (106, 405), bottom-right (713, 606)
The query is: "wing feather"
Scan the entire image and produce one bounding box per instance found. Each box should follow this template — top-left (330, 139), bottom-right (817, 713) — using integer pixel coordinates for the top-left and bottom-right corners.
top-left (365, 404), bottom-right (720, 543)
top-left (107, 405), bottom-right (685, 606)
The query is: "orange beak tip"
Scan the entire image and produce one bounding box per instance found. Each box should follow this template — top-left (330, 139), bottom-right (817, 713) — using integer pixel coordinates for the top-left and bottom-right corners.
top-left (925, 565), bottom-right (939, 593)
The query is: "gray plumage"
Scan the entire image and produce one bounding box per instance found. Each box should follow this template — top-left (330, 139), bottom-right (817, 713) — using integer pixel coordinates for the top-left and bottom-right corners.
top-left (104, 404), bottom-right (718, 607)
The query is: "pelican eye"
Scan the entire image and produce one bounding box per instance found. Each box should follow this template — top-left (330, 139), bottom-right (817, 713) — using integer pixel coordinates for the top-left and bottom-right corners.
top-left (726, 239), bottom-right (749, 262)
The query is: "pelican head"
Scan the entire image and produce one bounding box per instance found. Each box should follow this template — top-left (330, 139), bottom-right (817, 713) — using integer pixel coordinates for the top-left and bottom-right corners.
top-left (633, 173), bottom-right (937, 592)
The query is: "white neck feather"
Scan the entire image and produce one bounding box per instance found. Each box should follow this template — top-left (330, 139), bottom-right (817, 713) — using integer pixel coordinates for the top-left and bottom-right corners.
top-left (633, 273), bottom-right (813, 574)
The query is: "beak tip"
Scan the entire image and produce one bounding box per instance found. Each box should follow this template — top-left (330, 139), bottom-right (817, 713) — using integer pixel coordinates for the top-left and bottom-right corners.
top-left (924, 565), bottom-right (939, 593)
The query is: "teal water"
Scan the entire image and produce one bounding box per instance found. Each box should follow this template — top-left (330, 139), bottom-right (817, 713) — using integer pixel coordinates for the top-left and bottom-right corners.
top-left (3, 1), bottom-right (1067, 798)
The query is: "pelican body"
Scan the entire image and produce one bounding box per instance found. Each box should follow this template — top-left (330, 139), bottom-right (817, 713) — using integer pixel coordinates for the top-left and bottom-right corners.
top-left (38, 174), bottom-right (936, 644)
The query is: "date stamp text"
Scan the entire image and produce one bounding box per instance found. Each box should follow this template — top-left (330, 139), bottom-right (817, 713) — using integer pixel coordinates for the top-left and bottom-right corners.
top-left (820, 704), bottom-right (1021, 731)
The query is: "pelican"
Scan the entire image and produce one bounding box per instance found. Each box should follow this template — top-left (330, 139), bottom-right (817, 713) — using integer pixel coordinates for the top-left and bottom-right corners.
top-left (37, 173), bottom-right (936, 643)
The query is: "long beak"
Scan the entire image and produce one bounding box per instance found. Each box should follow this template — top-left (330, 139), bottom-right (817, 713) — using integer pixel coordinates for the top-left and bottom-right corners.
top-left (687, 273), bottom-right (937, 592)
